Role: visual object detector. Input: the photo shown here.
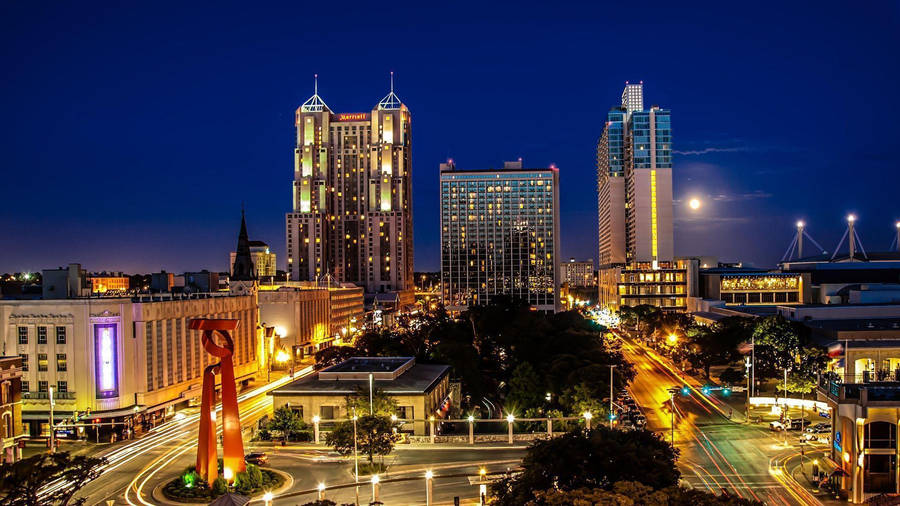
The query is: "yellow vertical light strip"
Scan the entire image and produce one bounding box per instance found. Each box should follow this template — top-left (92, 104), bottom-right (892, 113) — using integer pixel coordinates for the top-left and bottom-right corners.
top-left (650, 170), bottom-right (658, 259)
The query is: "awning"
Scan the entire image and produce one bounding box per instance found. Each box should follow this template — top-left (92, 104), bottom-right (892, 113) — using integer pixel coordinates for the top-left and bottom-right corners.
top-left (829, 467), bottom-right (849, 477)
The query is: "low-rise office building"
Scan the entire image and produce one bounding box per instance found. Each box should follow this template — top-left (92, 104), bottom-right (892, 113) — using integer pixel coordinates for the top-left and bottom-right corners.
top-left (0, 293), bottom-right (260, 438)
top-left (270, 357), bottom-right (450, 435)
top-left (87, 273), bottom-right (130, 294)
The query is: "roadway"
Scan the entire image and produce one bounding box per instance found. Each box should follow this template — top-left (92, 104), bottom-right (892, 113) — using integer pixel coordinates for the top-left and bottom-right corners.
top-left (620, 337), bottom-right (823, 506)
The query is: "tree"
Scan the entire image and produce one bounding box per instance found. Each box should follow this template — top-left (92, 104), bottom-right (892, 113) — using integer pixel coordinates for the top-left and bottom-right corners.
top-left (267, 406), bottom-right (307, 441)
top-left (560, 383), bottom-right (604, 418)
top-left (752, 315), bottom-right (825, 382)
top-left (315, 346), bottom-right (360, 370)
top-left (776, 372), bottom-right (817, 396)
top-left (325, 415), bottom-right (400, 464)
top-left (718, 367), bottom-right (745, 385)
top-left (505, 362), bottom-right (544, 413)
top-left (0, 452), bottom-right (107, 506)
top-left (529, 481), bottom-right (761, 506)
top-left (492, 427), bottom-right (679, 505)
top-left (344, 386), bottom-right (399, 417)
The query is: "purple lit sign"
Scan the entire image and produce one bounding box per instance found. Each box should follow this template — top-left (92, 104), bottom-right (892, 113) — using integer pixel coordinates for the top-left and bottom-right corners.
top-left (94, 323), bottom-right (119, 399)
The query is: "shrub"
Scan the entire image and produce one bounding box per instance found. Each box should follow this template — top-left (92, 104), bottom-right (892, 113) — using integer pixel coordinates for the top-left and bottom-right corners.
top-left (211, 477), bottom-right (228, 496)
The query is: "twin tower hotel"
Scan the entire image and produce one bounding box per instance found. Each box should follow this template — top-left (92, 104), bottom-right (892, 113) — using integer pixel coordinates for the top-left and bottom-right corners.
top-left (286, 76), bottom-right (414, 306)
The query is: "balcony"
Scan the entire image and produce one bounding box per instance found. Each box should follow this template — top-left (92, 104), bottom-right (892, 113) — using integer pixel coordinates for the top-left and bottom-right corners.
top-left (23, 391), bottom-right (76, 400)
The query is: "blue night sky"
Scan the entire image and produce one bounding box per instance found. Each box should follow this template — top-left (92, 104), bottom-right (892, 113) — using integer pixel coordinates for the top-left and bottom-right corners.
top-left (2, 2), bottom-right (899, 274)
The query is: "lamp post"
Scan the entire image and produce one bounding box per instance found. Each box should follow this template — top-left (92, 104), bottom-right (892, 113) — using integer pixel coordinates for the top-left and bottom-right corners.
top-left (429, 415), bottom-right (435, 444)
top-left (479, 468), bottom-right (487, 505)
top-left (263, 492), bottom-right (273, 506)
top-left (584, 411), bottom-right (592, 431)
top-left (425, 470), bottom-right (434, 506)
top-left (506, 413), bottom-right (515, 444)
top-left (48, 386), bottom-right (55, 452)
top-left (669, 391), bottom-right (675, 445)
top-left (745, 356), bottom-right (752, 422)
top-left (312, 415), bottom-right (320, 444)
top-left (317, 482), bottom-right (326, 501)
top-left (371, 474), bottom-right (380, 504)
top-left (352, 410), bottom-right (359, 506)
top-left (609, 365), bottom-right (615, 427)
top-left (468, 415), bottom-right (475, 445)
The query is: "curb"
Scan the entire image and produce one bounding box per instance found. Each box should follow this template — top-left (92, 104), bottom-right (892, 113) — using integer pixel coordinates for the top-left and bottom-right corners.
top-left (151, 467), bottom-right (293, 505)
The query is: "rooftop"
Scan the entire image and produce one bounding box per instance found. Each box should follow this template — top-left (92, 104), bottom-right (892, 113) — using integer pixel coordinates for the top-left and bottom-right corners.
top-left (271, 357), bottom-right (450, 396)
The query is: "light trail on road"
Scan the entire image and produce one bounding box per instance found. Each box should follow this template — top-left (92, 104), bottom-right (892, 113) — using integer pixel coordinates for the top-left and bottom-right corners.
top-left (616, 333), bottom-right (820, 506)
top-left (41, 366), bottom-right (314, 505)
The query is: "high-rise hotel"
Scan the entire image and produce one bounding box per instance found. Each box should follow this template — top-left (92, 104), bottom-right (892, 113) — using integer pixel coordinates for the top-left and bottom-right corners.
top-left (440, 160), bottom-right (560, 312)
top-left (597, 83), bottom-right (693, 310)
top-left (286, 77), bottom-right (414, 301)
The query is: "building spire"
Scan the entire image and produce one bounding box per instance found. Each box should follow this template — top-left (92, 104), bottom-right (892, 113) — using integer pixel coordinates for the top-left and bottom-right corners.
top-left (301, 73), bottom-right (330, 113)
top-left (377, 71), bottom-right (402, 110)
top-left (231, 209), bottom-right (256, 281)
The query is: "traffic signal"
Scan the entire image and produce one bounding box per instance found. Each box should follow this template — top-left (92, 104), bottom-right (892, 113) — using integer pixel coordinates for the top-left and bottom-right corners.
top-left (680, 386), bottom-right (690, 396)
top-left (722, 387), bottom-right (731, 396)
top-left (701, 385), bottom-right (712, 396)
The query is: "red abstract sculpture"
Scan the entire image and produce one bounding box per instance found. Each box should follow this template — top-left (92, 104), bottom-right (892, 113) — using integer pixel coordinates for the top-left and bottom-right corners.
top-left (189, 318), bottom-right (245, 483)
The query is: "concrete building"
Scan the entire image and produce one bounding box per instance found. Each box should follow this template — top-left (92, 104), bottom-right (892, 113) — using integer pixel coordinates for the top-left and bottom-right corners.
top-left (440, 160), bottom-right (560, 312)
top-left (270, 357), bottom-right (450, 435)
top-left (561, 258), bottom-right (595, 287)
top-left (230, 241), bottom-right (277, 280)
top-left (42, 264), bottom-right (90, 300)
top-left (0, 356), bottom-right (24, 462)
top-left (0, 293), bottom-right (259, 438)
top-left (285, 76), bottom-right (413, 302)
top-left (258, 287), bottom-right (331, 359)
top-left (597, 82), bottom-right (679, 311)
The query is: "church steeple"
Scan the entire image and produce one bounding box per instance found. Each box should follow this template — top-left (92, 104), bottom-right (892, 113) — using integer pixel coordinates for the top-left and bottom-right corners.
top-left (231, 209), bottom-right (257, 281)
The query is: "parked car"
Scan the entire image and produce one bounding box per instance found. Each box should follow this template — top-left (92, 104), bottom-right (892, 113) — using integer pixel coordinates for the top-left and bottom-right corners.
top-left (770, 419), bottom-right (804, 431)
top-left (806, 423), bottom-right (831, 433)
top-left (245, 452), bottom-right (268, 466)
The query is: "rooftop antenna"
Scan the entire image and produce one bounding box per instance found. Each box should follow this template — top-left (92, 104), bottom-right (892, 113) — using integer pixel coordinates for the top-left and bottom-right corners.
top-left (780, 219), bottom-right (826, 262)
top-left (390, 71), bottom-right (394, 93)
top-left (314, 73), bottom-right (318, 95)
top-left (831, 214), bottom-right (868, 262)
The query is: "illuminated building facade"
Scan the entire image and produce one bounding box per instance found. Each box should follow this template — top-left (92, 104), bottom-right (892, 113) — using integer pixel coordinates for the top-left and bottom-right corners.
top-left (285, 77), bottom-right (413, 300)
top-left (703, 272), bottom-right (809, 305)
top-left (440, 160), bottom-right (560, 312)
top-left (0, 294), bottom-right (259, 437)
top-left (230, 241), bottom-right (277, 279)
top-left (87, 274), bottom-right (130, 294)
top-left (0, 356), bottom-right (24, 463)
top-left (597, 82), bottom-right (679, 310)
top-left (561, 258), bottom-right (595, 287)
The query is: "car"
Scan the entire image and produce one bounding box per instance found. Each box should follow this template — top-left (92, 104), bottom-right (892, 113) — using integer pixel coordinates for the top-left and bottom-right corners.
top-left (245, 452), bottom-right (268, 466)
top-left (806, 423), bottom-right (831, 433)
top-left (769, 421), bottom-right (786, 431)
top-left (770, 419), bottom-right (804, 431)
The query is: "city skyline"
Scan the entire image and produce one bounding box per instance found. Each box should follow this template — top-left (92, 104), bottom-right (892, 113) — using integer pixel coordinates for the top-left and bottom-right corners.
top-left (2, 2), bottom-right (900, 274)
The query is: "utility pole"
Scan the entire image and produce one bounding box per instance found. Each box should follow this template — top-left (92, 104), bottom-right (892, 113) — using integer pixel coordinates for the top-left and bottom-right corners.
top-left (369, 373), bottom-right (374, 415)
top-left (353, 408), bottom-right (359, 506)
top-left (670, 391), bottom-right (675, 445)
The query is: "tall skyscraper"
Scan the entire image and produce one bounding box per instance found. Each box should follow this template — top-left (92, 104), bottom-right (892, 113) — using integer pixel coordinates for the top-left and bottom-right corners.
top-left (286, 75), bottom-right (414, 299)
top-left (440, 160), bottom-right (560, 312)
top-left (597, 83), bottom-right (690, 310)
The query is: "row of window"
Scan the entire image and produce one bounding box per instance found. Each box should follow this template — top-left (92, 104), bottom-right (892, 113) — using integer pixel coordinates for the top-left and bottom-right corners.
top-left (17, 326), bottom-right (67, 345)
top-left (21, 380), bottom-right (67, 393)
top-left (18, 353), bottom-right (66, 372)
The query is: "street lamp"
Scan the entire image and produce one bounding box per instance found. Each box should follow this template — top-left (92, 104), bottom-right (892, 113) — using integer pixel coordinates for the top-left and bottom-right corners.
top-left (468, 415), bottom-right (475, 445)
top-left (479, 468), bottom-right (487, 505)
top-left (583, 411), bottom-right (592, 430)
top-left (263, 492), bottom-right (273, 506)
top-left (317, 482), bottom-right (326, 501)
top-left (425, 470), bottom-right (434, 506)
top-left (352, 411), bottom-right (359, 505)
top-left (667, 333), bottom-right (678, 345)
top-left (371, 474), bottom-right (380, 504)
top-left (506, 413), bottom-right (515, 444)
top-left (429, 415), bottom-right (436, 444)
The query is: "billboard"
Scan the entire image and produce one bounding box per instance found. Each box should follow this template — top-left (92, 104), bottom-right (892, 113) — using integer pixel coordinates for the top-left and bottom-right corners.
top-left (94, 323), bottom-right (119, 399)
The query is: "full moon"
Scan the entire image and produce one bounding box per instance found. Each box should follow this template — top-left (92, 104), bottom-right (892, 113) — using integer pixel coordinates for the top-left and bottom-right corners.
top-left (688, 198), bottom-right (701, 210)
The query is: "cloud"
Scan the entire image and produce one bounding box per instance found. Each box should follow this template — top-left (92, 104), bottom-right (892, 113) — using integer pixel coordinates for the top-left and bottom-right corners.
top-left (710, 190), bottom-right (773, 202)
top-left (673, 146), bottom-right (750, 156)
